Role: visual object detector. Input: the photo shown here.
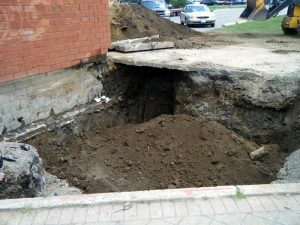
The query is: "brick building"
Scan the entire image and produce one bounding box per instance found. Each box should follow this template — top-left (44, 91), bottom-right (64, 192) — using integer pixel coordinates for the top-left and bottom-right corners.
top-left (0, 0), bottom-right (111, 134)
top-left (0, 0), bottom-right (110, 83)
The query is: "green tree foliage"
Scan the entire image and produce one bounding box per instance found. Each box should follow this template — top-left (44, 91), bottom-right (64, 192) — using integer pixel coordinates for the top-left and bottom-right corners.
top-left (170, 0), bottom-right (188, 8)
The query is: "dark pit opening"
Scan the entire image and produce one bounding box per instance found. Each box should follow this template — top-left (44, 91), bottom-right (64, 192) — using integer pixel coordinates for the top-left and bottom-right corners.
top-left (103, 65), bottom-right (181, 123)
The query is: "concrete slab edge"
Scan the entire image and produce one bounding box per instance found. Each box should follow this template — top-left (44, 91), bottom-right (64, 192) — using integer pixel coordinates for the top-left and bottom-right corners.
top-left (108, 56), bottom-right (218, 72)
top-left (223, 20), bottom-right (248, 27)
top-left (0, 183), bottom-right (299, 210)
top-left (110, 35), bottom-right (160, 49)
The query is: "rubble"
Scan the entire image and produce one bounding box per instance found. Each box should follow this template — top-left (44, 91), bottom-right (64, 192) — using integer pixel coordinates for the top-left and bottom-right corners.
top-left (110, 35), bottom-right (160, 49)
top-left (114, 41), bottom-right (174, 53)
top-left (94, 96), bottom-right (111, 104)
top-left (250, 147), bottom-right (269, 160)
top-left (273, 149), bottom-right (300, 184)
top-left (0, 142), bottom-right (45, 199)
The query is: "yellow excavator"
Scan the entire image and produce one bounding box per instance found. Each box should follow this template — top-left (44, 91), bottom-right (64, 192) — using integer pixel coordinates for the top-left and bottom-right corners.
top-left (240, 0), bottom-right (300, 34)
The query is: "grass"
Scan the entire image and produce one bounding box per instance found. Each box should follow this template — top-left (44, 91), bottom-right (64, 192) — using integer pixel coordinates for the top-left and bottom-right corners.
top-left (20, 205), bottom-right (34, 214)
top-left (208, 4), bottom-right (246, 10)
top-left (219, 15), bottom-right (284, 35)
top-left (235, 186), bottom-right (246, 199)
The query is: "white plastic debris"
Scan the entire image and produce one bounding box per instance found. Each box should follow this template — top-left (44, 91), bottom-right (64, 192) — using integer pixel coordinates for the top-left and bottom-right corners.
top-left (100, 96), bottom-right (110, 103)
top-left (94, 96), bottom-right (110, 104)
top-left (94, 97), bottom-right (101, 103)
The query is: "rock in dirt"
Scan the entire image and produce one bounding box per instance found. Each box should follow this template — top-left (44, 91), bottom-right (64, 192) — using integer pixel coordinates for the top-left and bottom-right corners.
top-left (44, 172), bottom-right (82, 196)
top-left (273, 149), bottom-right (300, 184)
top-left (250, 147), bottom-right (269, 160)
top-left (0, 142), bottom-right (45, 199)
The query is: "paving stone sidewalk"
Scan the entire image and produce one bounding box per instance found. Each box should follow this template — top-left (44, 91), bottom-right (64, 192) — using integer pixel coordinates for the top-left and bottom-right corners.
top-left (1, 193), bottom-right (300, 225)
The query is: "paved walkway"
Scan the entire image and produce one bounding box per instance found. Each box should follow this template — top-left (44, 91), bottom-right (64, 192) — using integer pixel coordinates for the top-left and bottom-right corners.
top-left (1, 184), bottom-right (300, 225)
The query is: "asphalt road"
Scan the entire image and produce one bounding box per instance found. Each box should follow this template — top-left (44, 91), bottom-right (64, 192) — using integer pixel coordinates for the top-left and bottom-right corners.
top-left (169, 7), bottom-right (245, 32)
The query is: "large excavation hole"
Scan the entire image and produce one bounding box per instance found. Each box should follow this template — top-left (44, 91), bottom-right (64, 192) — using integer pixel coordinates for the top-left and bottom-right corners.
top-left (102, 66), bottom-right (179, 123)
top-left (26, 66), bottom-right (286, 194)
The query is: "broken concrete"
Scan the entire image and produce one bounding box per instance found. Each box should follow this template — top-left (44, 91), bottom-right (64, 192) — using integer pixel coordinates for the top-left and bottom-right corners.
top-left (44, 172), bottom-right (82, 197)
top-left (114, 41), bottom-right (174, 53)
top-left (110, 35), bottom-right (160, 49)
top-left (108, 46), bottom-right (300, 76)
top-left (250, 147), bottom-right (268, 160)
top-left (274, 149), bottom-right (300, 184)
top-left (0, 142), bottom-right (45, 199)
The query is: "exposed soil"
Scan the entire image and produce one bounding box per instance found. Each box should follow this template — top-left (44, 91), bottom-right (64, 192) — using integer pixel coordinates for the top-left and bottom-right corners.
top-left (109, 2), bottom-right (300, 50)
top-left (109, 2), bottom-right (238, 48)
top-left (110, 2), bottom-right (197, 41)
top-left (27, 112), bottom-right (284, 194)
top-left (23, 1), bottom-right (297, 196)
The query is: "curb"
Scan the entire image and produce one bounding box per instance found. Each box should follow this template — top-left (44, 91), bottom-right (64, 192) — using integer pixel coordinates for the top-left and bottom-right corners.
top-left (0, 183), bottom-right (299, 210)
top-left (223, 20), bottom-right (248, 27)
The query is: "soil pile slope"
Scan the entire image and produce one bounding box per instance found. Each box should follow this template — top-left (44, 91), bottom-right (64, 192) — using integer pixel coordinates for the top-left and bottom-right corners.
top-left (110, 2), bottom-right (198, 41)
top-left (28, 114), bottom-right (283, 193)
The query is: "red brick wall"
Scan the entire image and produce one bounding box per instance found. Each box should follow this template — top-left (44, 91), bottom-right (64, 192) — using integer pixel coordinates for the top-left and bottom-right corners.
top-left (0, 0), bottom-right (111, 83)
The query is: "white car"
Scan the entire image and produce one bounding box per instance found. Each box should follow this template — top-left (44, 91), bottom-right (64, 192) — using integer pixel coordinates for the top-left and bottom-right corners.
top-left (141, 0), bottom-right (171, 17)
top-left (180, 4), bottom-right (216, 27)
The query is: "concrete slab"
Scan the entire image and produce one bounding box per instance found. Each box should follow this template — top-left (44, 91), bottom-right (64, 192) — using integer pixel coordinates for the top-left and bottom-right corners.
top-left (110, 35), bottom-right (159, 49)
top-left (108, 46), bottom-right (300, 77)
top-left (114, 42), bottom-right (174, 53)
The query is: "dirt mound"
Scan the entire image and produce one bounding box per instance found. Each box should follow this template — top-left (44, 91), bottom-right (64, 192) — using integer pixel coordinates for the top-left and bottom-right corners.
top-left (110, 2), bottom-right (198, 41)
top-left (27, 113), bottom-right (284, 193)
top-left (109, 2), bottom-right (237, 48)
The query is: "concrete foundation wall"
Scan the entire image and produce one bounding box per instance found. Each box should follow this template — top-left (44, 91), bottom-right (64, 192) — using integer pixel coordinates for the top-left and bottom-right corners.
top-left (0, 66), bottom-right (103, 134)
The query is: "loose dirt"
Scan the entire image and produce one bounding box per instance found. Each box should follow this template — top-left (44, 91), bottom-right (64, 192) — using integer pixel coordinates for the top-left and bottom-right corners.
top-left (109, 2), bottom-right (300, 50)
top-left (109, 2), bottom-right (237, 48)
top-left (27, 113), bottom-right (284, 194)
top-left (110, 2), bottom-right (197, 41)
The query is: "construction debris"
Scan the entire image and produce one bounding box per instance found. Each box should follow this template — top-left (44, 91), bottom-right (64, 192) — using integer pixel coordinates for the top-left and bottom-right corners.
top-left (110, 35), bottom-right (160, 50)
top-left (0, 142), bottom-right (45, 199)
top-left (273, 149), bottom-right (300, 183)
top-left (114, 41), bottom-right (174, 53)
top-left (94, 96), bottom-right (111, 104)
top-left (250, 147), bottom-right (269, 160)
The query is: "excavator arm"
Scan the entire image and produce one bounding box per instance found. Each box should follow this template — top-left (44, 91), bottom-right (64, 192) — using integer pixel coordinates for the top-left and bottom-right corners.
top-left (241, 0), bottom-right (300, 20)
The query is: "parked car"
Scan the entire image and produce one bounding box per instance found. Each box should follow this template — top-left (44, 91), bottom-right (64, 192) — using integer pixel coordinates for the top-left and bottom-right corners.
top-left (141, 0), bottom-right (171, 17)
top-left (203, 0), bottom-right (216, 6)
top-left (216, 0), bottom-right (231, 4)
top-left (180, 4), bottom-right (216, 27)
top-left (188, 0), bottom-right (203, 4)
top-left (230, 0), bottom-right (246, 4)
